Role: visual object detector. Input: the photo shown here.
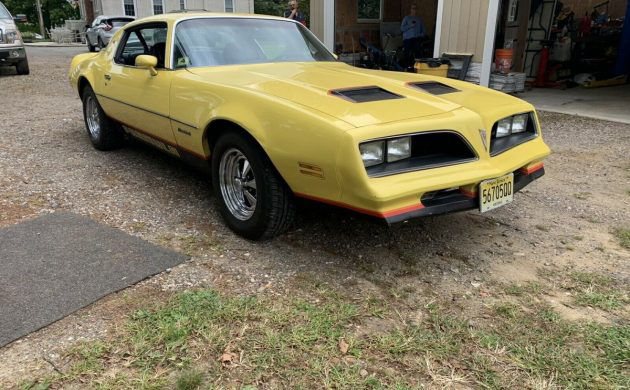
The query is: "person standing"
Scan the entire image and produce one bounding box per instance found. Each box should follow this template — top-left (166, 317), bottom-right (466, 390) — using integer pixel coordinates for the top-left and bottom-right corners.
top-left (284, 0), bottom-right (306, 25)
top-left (401, 4), bottom-right (425, 62)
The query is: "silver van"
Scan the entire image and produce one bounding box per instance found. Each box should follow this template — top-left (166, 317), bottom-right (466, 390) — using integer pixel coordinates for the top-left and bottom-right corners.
top-left (0, 1), bottom-right (28, 75)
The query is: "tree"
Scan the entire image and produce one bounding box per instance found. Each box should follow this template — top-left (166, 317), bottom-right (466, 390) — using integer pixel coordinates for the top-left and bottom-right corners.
top-left (3, 0), bottom-right (79, 31)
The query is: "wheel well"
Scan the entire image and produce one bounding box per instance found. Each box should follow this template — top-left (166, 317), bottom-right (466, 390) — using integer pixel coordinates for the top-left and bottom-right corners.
top-left (203, 119), bottom-right (291, 187)
top-left (204, 119), bottom-right (260, 155)
top-left (78, 77), bottom-right (90, 98)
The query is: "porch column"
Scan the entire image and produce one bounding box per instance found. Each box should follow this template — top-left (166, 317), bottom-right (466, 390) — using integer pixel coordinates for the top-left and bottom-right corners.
top-left (323, 0), bottom-right (334, 51)
top-left (310, 0), bottom-right (335, 52)
top-left (433, 0), bottom-right (445, 57)
top-left (480, 0), bottom-right (500, 87)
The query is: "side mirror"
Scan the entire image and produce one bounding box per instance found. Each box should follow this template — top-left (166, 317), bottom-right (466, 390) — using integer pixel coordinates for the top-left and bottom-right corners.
top-left (135, 55), bottom-right (158, 76)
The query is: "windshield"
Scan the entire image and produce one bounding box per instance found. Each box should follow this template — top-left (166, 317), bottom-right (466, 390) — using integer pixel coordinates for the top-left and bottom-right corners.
top-left (173, 18), bottom-right (335, 68)
top-left (0, 2), bottom-right (12, 19)
top-left (108, 18), bottom-right (133, 28)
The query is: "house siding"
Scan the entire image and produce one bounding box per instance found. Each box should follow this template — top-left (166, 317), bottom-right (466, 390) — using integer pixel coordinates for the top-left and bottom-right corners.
top-left (95, 0), bottom-right (252, 18)
top-left (438, 0), bottom-right (489, 62)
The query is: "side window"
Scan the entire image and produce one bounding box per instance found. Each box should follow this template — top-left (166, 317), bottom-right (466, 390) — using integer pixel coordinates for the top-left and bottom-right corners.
top-left (115, 24), bottom-right (168, 68)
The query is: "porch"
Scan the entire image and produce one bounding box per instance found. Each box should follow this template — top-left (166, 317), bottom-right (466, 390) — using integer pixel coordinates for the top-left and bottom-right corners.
top-left (310, 0), bottom-right (501, 86)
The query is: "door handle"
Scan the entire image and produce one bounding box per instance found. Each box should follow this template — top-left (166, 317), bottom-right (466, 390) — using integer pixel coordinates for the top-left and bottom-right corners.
top-left (104, 74), bottom-right (111, 80)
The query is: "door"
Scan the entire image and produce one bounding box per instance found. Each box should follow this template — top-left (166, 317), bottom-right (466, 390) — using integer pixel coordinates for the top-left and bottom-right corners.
top-left (99, 22), bottom-right (177, 151)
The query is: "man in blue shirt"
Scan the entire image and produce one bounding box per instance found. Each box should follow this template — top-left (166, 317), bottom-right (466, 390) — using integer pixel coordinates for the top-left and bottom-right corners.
top-left (401, 4), bottom-right (425, 61)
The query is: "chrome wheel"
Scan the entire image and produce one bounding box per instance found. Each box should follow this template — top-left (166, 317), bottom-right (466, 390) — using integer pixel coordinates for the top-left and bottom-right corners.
top-left (219, 148), bottom-right (257, 221)
top-left (85, 96), bottom-right (101, 139)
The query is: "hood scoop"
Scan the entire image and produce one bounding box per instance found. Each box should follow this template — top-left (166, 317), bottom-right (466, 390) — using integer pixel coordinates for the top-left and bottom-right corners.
top-left (408, 81), bottom-right (460, 95)
top-left (329, 86), bottom-right (404, 103)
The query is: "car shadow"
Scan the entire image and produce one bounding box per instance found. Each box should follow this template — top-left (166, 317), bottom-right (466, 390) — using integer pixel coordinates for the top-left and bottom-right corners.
top-left (79, 129), bottom-right (500, 278)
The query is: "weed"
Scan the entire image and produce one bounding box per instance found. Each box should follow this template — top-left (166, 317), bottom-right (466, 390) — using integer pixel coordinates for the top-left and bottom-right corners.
top-left (504, 282), bottom-right (544, 296)
top-left (614, 228), bottom-right (630, 249)
top-left (174, 369), bottom-right (204, 390)
top-left (573, 192), bottom-right (591, 200)
top-left (494, 303), bottom-right (520, 319)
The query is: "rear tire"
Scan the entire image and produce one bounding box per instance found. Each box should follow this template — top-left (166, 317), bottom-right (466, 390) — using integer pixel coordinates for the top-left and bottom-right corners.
top-left (16, 59), bottom-right (29, 75)
top-left (81, 85), bottom-right (123, 151)
top-left (211, 130), bottom-right (295, 240)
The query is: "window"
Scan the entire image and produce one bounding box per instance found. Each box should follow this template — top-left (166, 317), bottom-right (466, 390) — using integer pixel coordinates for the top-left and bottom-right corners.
top-left (123, 0), bottom-right (135, 17)
top-left (116, 24), bottom-right (168, 68)
top-left (180, 0), bottom-right (185, 11)
top-left (225, 0), bottom-right (234, 12)
top-left (173, 18), bottom-right (335, 68)
top-left (357, 0), bottom-right (382, 22)
top-left (153, 0), bottom-right (163, 15)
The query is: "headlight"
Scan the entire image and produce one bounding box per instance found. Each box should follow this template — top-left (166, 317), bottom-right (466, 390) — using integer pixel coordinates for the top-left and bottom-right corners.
top-left (4, 30), bottom-right (20, 44)
top-left (359, 141), bottom-right (384, 167)
top-left (511, 114), bottom-right (528, 133)
top-left (496, 118), bottom-right (512, 138)
top-left (387, 137), bottom-right (411, 162)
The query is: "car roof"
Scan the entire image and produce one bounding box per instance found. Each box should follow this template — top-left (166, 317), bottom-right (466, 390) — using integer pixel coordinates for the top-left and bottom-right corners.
top-left (124, 12), bottom-right (291, 27)
top-left (100, 15), bottom-right (135, 19)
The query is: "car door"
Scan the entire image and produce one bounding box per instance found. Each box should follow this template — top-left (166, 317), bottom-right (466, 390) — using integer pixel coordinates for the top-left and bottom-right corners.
top-left (99, 22), bottom-right (177, 150)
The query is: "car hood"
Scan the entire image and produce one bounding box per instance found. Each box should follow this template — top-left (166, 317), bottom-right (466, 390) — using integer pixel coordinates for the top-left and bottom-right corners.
top-left (188, 62), bottom-right (470, 128)
top-left (0, 18), bottom-right (16, 31)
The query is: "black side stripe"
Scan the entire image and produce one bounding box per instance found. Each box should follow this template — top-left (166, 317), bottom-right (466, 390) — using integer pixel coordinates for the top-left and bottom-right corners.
top-left (95, 93), bottom-right (198, 129)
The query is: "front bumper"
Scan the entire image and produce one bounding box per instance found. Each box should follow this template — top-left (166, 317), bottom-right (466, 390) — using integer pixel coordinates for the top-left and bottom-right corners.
top-left (385, 163), bottom-right (544, 223)
top-left (0, 46), bottom-right (26, 65)
top-left (296, 162), bottom-right (545, 223)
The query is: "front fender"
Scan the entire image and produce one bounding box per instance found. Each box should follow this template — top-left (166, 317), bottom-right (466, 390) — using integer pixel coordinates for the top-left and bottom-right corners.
top-left (170, 72), bottom-right (353, 200)
top-left (68, 52), bottom-right (99, 95)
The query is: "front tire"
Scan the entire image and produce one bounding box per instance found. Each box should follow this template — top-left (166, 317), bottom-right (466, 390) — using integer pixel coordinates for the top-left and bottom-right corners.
top-left (212, 131), bottom-right (295, 240)
top-left (81, 85), bottom-right (123, 150)
top-left (16, 59), bottom-right (29, 75)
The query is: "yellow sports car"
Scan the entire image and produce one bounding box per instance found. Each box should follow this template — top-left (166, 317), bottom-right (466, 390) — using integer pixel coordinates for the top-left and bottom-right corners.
top-left (69, 12), bottom-right (550, 239)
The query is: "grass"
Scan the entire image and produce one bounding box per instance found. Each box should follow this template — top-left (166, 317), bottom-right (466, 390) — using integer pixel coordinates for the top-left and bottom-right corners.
top-left (614, 228), bottom-right (630, 249)
top-left (504, 281), bottom-right (545, 298)
top-left (563, 272), bottom-right (629, 311)
top-left (18, 287), bottom-right (630, 389)
top-left (174, 369), bottom-right (204, 390)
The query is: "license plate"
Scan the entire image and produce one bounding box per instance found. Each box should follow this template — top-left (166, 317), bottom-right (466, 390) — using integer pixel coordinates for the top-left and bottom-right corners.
top-left (479, 173), bottom-right (514, 213)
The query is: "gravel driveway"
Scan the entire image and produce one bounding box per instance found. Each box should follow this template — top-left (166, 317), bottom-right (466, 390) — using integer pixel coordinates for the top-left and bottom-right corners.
top-left (0, 47), bottom-right (629, 385)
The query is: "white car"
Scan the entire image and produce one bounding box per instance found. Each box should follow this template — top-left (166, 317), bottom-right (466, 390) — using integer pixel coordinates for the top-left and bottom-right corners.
top-left (85, 15), bottom-right (134, 52)
top-left (0, 1), bottom-right (28, 75)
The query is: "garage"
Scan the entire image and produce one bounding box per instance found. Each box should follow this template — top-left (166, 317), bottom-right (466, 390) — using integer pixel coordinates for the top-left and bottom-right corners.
top-left (310, 0), bottom-right (630, 122)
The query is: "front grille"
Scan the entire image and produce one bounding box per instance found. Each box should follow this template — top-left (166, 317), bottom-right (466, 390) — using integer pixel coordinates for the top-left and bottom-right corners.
top-left (329, 86), bottom-right (404, 103)
top-left (366, 131), bottom-right (478, 177)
